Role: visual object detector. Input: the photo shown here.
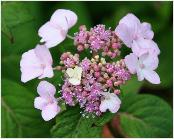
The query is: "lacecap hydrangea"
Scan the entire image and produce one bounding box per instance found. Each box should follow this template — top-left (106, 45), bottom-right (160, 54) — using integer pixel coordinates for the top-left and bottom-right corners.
top-left (20, 9), bottom-right (160, 121)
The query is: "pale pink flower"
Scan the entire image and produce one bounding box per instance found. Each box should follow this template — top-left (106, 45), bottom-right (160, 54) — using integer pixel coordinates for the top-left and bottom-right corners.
top-left (115, 13), bottom-right (159, 56)
top-left (34, 81), bottom-right (60, 121)
top-left (99, 91), bottom-right (121, 113)
top-left (20, 45), bottom-right (53, 83)
top-left (38, 9), bottom-right (77, 48)
top-left (124, 53), bottom-right (160, 84)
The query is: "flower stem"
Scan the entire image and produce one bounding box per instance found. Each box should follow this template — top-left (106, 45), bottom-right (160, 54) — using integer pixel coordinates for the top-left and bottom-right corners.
top-left (67, 34), bottom-right (74, 40)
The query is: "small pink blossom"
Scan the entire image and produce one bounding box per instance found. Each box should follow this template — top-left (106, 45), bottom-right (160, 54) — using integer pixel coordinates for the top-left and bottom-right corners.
top-left (125, 53), bottom-right (160, 84)
top-left (115, 13), bottom-right (159, 56)
top-left (34, 81), bottom-right (60, 121)
top-left (39, 9), bottom-right (77, 48)
top-left (20, 45), bottom-right (53, 83)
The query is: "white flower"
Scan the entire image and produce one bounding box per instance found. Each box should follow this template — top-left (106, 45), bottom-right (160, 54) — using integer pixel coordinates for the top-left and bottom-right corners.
top-left (34, 81), bottom-right (60, 121)
top-left (38, 9), bottom-right (78, 48)
top-left (66, 66), bottom-right (82, 85)
top-left (99, 91), bottom-right (121, 113)
top-left (115, 13), bottom-right (160, 57)
top-left (20, 44), bottom-right (53, 83)
top-left (125, 53), bottom-right (160, 84)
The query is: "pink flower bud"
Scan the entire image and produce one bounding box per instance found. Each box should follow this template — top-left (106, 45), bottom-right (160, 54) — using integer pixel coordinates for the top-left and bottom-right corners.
top-left (94, 72), bottom-right (101, 78)
top-left (94, 65), bottom-right (99, 71)
top-left (112, 43), bottom-right (120, 49)
top-left (114, 89), bottom-right (120, 94)
top-left (106, 80), bottom-right (113, 87)
top-left (77, 45), bottom-right (84, 51)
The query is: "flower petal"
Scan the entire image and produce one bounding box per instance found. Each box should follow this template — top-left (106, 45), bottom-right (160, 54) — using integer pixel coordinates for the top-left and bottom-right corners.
top-left (143, 69), bottom-right (160, 84)
top-left (99, 99), bottom-right (109, 113)
top-left (20, 49), bottom-right (43, 83)
top-left (38, 21), bottom-right (67, 48)
top-left (34, 97), bottom-right (48, 110)
top-left (139, 53), bottom-right (159, 70)
top-left (124, 53), bottom-right (138, 74)
top-left (109, 93), bottom-right (121, 113)
top-left (115, 23), bottom-right (134, 48)
top-left (136, 67), bottom-right (144, 81)
top-left (34, 44), bottom-right (53, 65)
top-left (37, 81), bottom-right (56, 97)
top-left (141, 22), bottom-right (154, 39)
top-left (132, 38), bottom-right (160, 57)
top-left (51, 9), bottom-right (77, 29)
top-left (38, 65), bottom-right (54, 79)
top-left (119, 13), bottom-right (141, 30)
top-left (69, 78), bottom-right (81, 85)
top-left (41, 103), bottom-right (60, 121)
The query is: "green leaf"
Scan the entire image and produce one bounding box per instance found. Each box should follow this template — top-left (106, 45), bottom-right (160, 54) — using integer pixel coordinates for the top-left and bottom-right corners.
top-left (120, 75), bottom-right (144, 94)
top-left (51, 106), bottom-right (102, 137)
top-left (2, 79), bottom-right (54, 137)
top-left (2, 2), bottom-right (33, 28)
top-left (2, 2), bottom-right (44, 56)
top-left (95, 112), bottom-right (115, 126)
top-left (118, 93), bottom-right (173, 137)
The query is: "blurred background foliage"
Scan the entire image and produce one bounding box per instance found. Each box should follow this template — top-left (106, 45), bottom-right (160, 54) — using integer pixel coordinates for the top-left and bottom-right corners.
top-left (1, 1), bottom-right (173, 138)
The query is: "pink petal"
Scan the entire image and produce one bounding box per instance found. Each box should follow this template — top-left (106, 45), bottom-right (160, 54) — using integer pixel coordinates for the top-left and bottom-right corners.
top-left (136, 67), bottom-right (144, 81)
top-left (109, 93), bottom-right (121, 113)
top-left (38, 65), bottom-right (54, 79)
top-left (20, 49), bottom-right (43, 83)
top-left (132, 40), bottom-right (148, 57)
top-left (119, 13), bottom-right (141, 29)
top-left (115, 23), bottom-right (134, 48)
top-left (139, 53), bottom-right (159, 70)
top-left (34, 44), bottom-right (53, 65)
top-left (143, 69), bottom-right (160, 84)
top-left (132, 38), bottom-right (160, 57)
top-left (124, 53), bottom-right (138, 74)
top-left (51, 9), bottom-right (77, 29)
top-left (38, 21), bottom-right (67, 48)
top-left (141, 22), bottom-right (154, 39)
top-left (37, 81), bottom-right (56, 97)
top-left (99, 100), bottom-right (108, 112)
top-left (34, 97), bottom-right (48, 110)
top-left (41, 103), bottom-right (60, 121)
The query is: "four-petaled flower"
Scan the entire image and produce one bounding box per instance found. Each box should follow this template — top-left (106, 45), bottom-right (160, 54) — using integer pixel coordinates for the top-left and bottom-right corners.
top-left (20, 45), bottom-right (53, 83)
top-left (38, 9), bottom-right (77, 48)
top-left (34, 81), bottom-right (60, 121)
top-left (125, 53), bottom-right (160, 84)
top-left (66, 66), bottom-right (83, 85)
top-left (99, 91), bottom-right (121, 113)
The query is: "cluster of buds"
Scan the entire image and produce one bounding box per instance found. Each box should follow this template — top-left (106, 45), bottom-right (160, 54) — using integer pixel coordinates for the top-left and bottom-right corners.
top-left (60, 52), bottom-right (79, 68)
top-left (58, 52), bottom-right (130, 116)
top-left (74, 25), bottom-right (121, 59)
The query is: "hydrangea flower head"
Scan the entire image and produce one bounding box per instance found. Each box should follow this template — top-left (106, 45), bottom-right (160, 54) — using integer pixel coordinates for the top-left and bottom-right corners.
top-left (20, 10), bottom-right (161, 121)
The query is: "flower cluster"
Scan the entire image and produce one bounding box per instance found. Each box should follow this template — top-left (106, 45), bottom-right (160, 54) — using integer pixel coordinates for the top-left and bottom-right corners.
top-left (20, 9), bottom-right (160, 121)
top-left (58, 52), bottom-right (130, 116)
top-left (115, 13), bottom-right (160, 84)
top-left (74, 25), bottom-right (121, 59)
